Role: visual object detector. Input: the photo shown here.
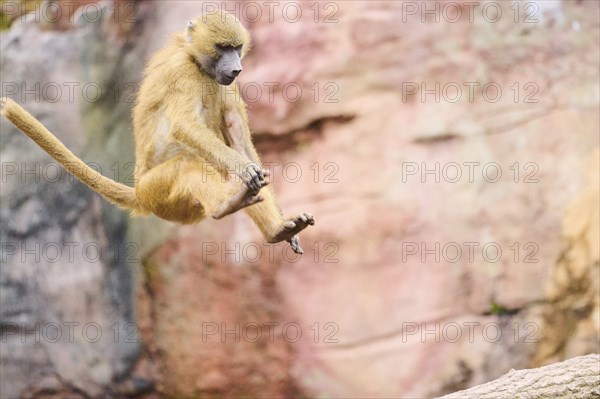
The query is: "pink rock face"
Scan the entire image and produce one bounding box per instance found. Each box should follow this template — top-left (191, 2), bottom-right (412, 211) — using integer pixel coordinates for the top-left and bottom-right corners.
top-left (2, 1), bottom-right (598, 398)
top-left (136, 1), bottom-right (599, 397)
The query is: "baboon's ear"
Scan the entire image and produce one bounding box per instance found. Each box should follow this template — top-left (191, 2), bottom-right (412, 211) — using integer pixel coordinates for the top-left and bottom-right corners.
top-left (186, 20), bottom-right (196, 43)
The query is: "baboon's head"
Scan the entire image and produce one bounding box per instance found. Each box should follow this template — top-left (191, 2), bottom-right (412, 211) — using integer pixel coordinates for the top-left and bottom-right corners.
top-left (185, 10), bottom-right (251, 86)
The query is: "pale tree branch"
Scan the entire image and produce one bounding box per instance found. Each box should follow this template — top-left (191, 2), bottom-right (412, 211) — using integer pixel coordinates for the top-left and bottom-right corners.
top-left (440, 354), bottom-right (600, 399)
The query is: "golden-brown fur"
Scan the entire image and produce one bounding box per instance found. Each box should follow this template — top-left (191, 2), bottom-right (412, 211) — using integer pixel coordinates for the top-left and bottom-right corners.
top-left (1, 10), bottom-right (314, 251)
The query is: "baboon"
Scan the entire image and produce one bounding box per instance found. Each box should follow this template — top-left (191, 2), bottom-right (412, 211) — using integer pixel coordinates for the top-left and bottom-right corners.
top-left (1, 10), bottom-right (314, 253)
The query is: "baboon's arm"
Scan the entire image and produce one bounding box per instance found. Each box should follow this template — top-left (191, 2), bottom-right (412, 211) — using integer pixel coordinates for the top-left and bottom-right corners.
top-left (172, 123), bottom-right (249, 174)
top-left (168, 95), bottom-right (250, 176)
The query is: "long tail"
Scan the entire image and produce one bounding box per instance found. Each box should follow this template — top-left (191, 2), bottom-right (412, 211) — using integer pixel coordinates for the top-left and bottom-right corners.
top-left (1, 97), bottom-right (140, 211)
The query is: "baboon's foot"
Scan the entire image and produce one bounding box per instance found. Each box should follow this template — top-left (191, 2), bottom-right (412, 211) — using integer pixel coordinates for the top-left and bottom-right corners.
top-left (269, 213), bottom-right (315, 254)
top-left (212, 180), bottom-right (268, 220)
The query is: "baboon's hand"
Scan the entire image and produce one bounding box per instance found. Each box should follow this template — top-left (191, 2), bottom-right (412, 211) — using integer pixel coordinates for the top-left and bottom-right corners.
top-left (241, 162), bottom-right (269, 192)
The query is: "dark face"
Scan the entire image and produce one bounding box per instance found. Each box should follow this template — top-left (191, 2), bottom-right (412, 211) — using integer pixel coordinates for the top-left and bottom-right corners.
top-left (209, 45), bottom-right (243, 86)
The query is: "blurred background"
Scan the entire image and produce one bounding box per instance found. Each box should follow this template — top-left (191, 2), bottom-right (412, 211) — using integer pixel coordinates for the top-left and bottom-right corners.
top-left (1, 0), bottom-right (598, 398)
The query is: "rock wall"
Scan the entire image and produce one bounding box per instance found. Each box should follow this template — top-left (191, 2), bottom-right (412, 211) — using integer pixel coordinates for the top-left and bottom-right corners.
top-left (1, 2), bottom-right (154, 397)
top-left (1, 1), bottom-right (598, 398)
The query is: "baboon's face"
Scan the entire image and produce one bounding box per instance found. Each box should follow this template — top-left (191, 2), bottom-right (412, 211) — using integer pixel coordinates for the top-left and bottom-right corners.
top-left (185, 11), bottom-right (250, 85)
top-left (206, 44), bottom-right (243, 86)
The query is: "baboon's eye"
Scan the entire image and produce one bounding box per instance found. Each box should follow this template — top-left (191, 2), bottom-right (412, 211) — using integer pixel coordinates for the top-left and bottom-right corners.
top-left (235, 45), bottom-right (243, 55)
top-left (216, 44), bottom-right (230, 52)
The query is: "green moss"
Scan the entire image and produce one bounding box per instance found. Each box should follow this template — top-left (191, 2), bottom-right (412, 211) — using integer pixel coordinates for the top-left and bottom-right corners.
top-left (0, 0), bottom-right (42, 30)
top-left (489, 301), bottom-right (509, 315)
top-left (141, 258), bottom-right (160, 284)
top-left (0, 13), bottom-right (10, 30)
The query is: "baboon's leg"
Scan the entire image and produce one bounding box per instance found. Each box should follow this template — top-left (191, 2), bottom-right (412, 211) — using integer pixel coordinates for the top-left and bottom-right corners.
top-left (243, 187), bottom-right (315, 248)
top-left (243, 186), bottom-right (286, 239)
top-left (135, 156), bottom-right (262, 224)
top-left (223, 110), bottom-right (315, 248)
